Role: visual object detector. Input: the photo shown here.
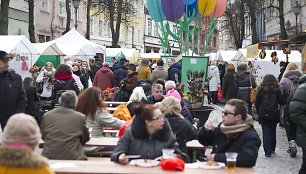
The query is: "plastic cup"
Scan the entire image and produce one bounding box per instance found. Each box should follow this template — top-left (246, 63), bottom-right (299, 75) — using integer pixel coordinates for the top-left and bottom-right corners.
top-left (225, 152), bottom-right (238, 172)
top-left (162, 149), bottom-right (174, 159)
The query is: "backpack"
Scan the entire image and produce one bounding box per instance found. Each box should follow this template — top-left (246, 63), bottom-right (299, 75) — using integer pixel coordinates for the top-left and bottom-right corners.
top-left (259, 92), bottom-right (280, 119)
top-left (288, 79), bottom-right (299, 101)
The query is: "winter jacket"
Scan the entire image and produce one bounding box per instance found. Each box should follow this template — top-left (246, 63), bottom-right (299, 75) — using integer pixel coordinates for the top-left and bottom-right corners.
top-left (168, 63), bottom-right (182, 83)
top-left (41, 107), bottom-right (90, 160)
top-left (150, 66), bottom-right (168, 82)
top-left (111, 116), bottom-right (178, 162)
top-left (166, 114), bottom-right (198, 154)
top-left (113, 63), bottom-right (127, 87)
top-left (51, 76), bottom-right (80, 108)
top-left (197, 125), bottom-right (261, 167)
top-left (208, 65), bottom-right (220, 91)
top-left (222, 70), bottom-right (237, 101)
top-left (136, 66), bottom-right (151, 80)
top-left (0, 147), bottom-right (54, 174)
top-left (0, 69), bottom-right (26, 129)
top-left (24, 86), bottom-right (39, 116)
top-left (280, 70), bottom-right (302, 95)
top-left (86, 109), bottom-right (125, 137)
top-left (120, 72), bottom-right (138, 94)
top-left (289, 75), bottom-right (306, 148)
top-left (36, 70), bottom-right (53, 98)
top-left (255, 88), bottom-right (286, 125)
top-left (93, 67), bottom-right (113, 91)
top-left (236, 72), bottom-right (256, 103)
top-left (73, 70), bottom-right (89, 89)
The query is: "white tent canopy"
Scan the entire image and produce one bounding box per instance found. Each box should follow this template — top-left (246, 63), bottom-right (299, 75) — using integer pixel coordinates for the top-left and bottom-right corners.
top-left (33, 42), bottom-right (64, 55)
top-left (0, 35), bottom-right (40, 79)
top-left (106, 48), bottom-right (141, 63)
top-left (34, 28), bottom-right (106, 60)
top-left (214, 50), bottom-right (238, 62)
top-left (140, 52), bottom-right (164, 60)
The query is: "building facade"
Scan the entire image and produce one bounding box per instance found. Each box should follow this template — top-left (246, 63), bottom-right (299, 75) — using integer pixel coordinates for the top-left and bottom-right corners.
top-left (7, 0), bottom-right (29, 37)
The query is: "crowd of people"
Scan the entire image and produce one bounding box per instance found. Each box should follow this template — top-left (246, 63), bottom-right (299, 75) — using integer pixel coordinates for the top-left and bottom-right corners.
top-left (0, 49), bottom-right (306, 174)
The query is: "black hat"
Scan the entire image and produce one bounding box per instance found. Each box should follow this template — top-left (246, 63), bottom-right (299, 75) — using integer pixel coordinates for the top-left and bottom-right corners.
top-left (126, 63), bottom-right (136, 71)
top-left (0, 50), bottom-right (11, 61)
top-left (120, 58), bottom-right (129, 63)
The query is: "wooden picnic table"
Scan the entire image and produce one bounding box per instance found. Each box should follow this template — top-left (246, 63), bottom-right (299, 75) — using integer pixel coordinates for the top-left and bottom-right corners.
top-left (49, 160), bottom-right (258, 174)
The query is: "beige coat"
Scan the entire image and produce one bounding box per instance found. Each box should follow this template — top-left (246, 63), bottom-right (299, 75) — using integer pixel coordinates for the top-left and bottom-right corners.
top-left (41, 107), bottom-right (90, 160)
top-left (150, 66), bottom-right (168, 82)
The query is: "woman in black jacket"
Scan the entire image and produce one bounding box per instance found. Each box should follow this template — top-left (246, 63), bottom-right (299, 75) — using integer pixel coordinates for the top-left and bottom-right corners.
top-left (51, 64), bottom-right (80, 108)
top-left (159, 96), bottom-right (198, 158)
top-left (255, 74), bottom-right (286, 157)
top-left (111, 103), bottom-right (179, 164)
top-left (222, 63), bottom-right (237, 102)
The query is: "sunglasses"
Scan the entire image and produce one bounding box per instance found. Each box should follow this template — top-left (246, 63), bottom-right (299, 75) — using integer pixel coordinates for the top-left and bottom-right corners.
top-left (222, 110), bottom-right (237, 116)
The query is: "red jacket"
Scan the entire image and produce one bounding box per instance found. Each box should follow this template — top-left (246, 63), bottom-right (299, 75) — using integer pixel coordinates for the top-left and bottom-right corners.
top-left (93, 67), bottom-right (113, 91)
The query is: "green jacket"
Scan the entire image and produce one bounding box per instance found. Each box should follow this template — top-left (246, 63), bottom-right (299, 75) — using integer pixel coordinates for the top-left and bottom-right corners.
top-left (289, 75), bottom-right (306, 148)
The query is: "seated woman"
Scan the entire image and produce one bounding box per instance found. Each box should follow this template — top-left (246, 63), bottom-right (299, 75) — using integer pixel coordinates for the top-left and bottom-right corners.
top-left (111, 103), bottom-right (178, 164)
top-left (77, 87), bottom-right (125, 137)
top-left (0, 113), bottom-right (54, 174)
top-left (159, 96), bottom-right (198, 157)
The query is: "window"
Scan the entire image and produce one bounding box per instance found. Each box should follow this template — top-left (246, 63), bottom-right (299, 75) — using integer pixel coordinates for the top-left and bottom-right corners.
top-left (213, 37), bottom-right (216, 48)
top-left (154, 23), bottom-right (158, 37)
top-left (41, 0), bottom-right (49, 12)
top-left (90, 18), bottom-right (94, 35)
top-left (38, 34), bottom-right (51, 43)
top-left (58, 0), bottom-right (65, 16)
top-left (99, 20), bottom-right (103, 37)
top-left (138, 29), bottom-right (141, 43)
top-left (148, 18), bottom-right (152, 36)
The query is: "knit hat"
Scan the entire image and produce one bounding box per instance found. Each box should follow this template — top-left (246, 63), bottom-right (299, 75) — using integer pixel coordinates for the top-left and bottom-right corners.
top-left (2, 113), bottom-right (41, 149)
top-left (165, 89), bottom-right (181, 102)
top-left (103, 62), bottom-right (110, 68)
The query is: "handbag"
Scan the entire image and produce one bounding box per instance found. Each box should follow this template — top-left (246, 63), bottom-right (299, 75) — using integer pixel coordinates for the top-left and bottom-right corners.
top-left (217, 87), bottom-right (222, 102)
top-left (36, 82), bottom-right (44, 94)
top-left (249, 74), bottom-right (257, 103)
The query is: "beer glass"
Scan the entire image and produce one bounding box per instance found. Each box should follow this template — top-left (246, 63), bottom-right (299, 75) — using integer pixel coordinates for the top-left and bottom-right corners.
top-left (225, 152), bottom-right (238, 172)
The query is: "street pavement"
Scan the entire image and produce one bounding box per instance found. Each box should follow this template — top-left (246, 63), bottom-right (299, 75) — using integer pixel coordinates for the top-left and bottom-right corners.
top-left (254, 122), bottom-right (302, 174)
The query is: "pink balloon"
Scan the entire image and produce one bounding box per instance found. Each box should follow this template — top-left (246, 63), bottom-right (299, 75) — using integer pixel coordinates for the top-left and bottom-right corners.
top-left (209, 0), bottom-right (226, 18)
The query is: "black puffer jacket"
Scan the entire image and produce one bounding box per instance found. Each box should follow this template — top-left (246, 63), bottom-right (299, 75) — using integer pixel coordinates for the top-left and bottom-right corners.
top-left (197, 124), bottom-right (261, 167)
top-left (222, 70), bottom-right (237, 101)
top-left (111, 116), bottom-right (178, 162)
top-left (0, 70), bottom-right (26, 128)
top-left (236, 72), bottom-right (256, 102)
top-left (166, 114), bottom-right (198, 154)
top-left (113, 63), bottom-right (127, 87)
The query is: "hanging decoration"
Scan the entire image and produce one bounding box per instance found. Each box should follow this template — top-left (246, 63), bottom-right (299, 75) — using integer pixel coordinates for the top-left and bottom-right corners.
top-left (271, 51), bottom-right (278, 64)
top-left (259, 48), bottom-right (266, 59)
top-left (146, 0), bottom-right (227, 56)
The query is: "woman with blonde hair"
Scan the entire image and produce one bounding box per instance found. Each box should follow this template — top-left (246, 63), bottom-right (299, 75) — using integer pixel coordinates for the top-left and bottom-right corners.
top-left (36, 62), bottom-right (56, 100)
top-left (136, 58), bottom-right (151, 80)
top-left (159, 96), bottom-right (197, 157)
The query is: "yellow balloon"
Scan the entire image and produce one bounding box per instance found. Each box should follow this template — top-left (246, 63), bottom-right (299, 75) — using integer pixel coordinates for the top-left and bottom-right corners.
top-left (198, 0), bottom-right (217, 16)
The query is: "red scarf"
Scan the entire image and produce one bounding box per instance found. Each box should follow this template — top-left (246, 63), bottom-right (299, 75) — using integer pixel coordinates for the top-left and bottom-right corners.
top-left (55, 72), bottom-right (72, 80)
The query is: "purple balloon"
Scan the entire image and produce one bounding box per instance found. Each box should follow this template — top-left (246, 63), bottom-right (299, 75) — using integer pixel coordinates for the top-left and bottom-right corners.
top-left (162, 0), bottom-right (185, 21)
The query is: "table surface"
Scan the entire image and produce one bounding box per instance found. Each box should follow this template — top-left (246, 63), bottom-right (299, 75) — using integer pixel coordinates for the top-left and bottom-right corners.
top-left (50, 160), bottom-right (258, 174)
top-left (86, 137), bottom-right (204, 150)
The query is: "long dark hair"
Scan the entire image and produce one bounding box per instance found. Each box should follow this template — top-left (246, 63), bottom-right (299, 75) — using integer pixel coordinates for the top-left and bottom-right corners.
top-left (76, 87), bottom-right (106, 120)
top-left (258, 74), bottom-right (279, 91)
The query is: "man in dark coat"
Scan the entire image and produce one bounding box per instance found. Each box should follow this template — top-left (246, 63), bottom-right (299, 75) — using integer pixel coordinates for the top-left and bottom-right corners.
top-left (197, 99), bottom-right (261, 167)
top-left (113, 58), bottom-right (129, 87)
top-left (167, 58), bottom-right (182, 83)
top-left (0, 50), bottom-right (26, 129)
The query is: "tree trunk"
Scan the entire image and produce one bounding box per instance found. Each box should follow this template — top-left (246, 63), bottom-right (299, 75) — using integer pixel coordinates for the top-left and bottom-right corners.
top-left (236, 0), bottom-right (245, 49)
top-left (0, 0), bottom-right (10, 35)
top-left (112, 0), bottom-right (122, 47)
top-left (246, 0), bottom-right (259, 44)
top-left (63, 0), bottom-right (71, 35)
top-left (86, 0), bottom-right (91, 39)
top-left (28, 0), bottom-right (36, 43)
top-left (278, 0), bottom-right (287, 40)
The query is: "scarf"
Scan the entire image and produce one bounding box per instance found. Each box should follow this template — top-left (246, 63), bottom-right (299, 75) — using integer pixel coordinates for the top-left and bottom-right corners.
top-left (55, 72), bottom-right (72, 80)
top-left (220, 115), bottom-right (254, 135)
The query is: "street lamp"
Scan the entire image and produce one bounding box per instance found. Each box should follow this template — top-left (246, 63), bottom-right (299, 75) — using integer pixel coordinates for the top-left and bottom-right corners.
top-left (293, 0), bottom-right (301, 35)
top-left (72, 0), bottom-right (81, 29)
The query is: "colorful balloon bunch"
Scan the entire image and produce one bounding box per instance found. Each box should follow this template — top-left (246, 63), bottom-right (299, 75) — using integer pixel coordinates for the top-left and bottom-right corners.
top-left (146, 0), bottom-right (227, 55)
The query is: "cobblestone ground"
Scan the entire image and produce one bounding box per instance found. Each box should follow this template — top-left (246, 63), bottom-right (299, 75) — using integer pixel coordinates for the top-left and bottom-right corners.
top-left (254, 122), bottom-right (302, 174)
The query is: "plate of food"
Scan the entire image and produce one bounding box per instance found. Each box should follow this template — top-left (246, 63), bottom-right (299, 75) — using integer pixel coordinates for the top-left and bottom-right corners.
top-left (129, 159), bottom-right (160, 168)
top-left (199, 161), bottom-right (225, 169)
